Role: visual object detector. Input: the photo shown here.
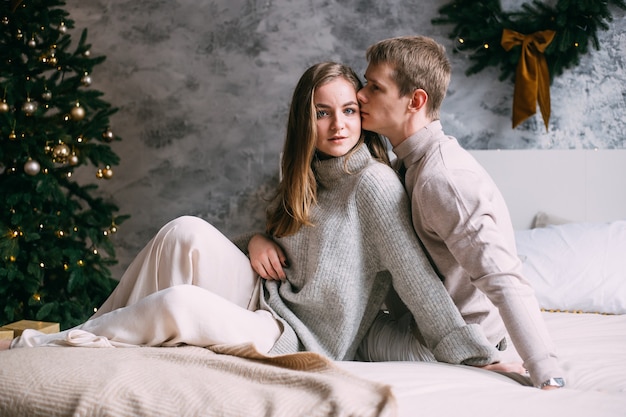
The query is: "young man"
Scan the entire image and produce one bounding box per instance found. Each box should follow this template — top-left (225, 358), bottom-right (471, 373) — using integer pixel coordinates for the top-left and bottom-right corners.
top-left (357, 35), bottom-right (565, 390)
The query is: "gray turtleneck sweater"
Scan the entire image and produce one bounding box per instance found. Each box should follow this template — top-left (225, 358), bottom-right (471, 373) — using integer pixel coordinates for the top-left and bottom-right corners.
top-left (234, 144), bottom-right (498, 366)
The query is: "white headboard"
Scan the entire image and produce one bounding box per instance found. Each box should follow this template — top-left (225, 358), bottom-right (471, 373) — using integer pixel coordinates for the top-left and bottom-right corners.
top-left (468, 149), bottom-right (626, 230)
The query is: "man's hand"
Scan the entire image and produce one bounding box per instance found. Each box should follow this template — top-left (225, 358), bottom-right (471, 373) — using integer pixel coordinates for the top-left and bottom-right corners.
top-left (479, 362), bottom-right (527, 375)
top-left (248, 234), bottom-right (289, 281)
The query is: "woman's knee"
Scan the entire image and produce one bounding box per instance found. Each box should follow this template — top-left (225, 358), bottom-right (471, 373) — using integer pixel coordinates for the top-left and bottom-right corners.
top-left (157, 285), bottom-right (208, 315)
top-left (157, 216), bottom-right (220, 247)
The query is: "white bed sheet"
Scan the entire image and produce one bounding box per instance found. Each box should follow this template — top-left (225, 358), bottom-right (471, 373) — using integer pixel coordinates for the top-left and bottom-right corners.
top-left (338, 312), bottom-right (626, 417)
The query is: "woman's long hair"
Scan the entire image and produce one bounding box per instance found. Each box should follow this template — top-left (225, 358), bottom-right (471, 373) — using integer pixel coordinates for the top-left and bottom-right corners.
top-left (267, 62), bottom-right (390, 238)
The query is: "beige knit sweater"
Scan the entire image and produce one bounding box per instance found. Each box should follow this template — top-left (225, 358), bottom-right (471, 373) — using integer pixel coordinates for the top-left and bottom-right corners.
top-left (393, 121), bottom-right (564, 386)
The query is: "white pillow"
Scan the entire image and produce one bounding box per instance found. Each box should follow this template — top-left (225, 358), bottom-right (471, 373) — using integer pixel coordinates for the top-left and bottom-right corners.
top-left (515, 220), bottom-right (626, 314)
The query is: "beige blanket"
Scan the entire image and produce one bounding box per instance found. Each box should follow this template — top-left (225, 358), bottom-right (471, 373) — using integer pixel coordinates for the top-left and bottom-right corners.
top-left (0, 343), bottom-right (396, 417)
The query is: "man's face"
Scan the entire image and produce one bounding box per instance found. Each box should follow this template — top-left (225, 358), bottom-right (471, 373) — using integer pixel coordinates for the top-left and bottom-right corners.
top-left (357, 62), bottom-right (411, 143)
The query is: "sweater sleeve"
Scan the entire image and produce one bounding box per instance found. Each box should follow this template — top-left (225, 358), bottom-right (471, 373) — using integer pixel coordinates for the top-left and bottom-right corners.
top-left (356, 165), bottom-right (499, 366)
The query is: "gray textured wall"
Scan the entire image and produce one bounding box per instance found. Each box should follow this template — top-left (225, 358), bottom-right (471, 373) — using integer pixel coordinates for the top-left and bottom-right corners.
top-left (64, 0), bottom-right (626, 276)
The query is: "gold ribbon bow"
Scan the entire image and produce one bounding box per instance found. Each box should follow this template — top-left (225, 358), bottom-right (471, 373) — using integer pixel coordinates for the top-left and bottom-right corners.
top-left (501, 29), bottom-right (556, 130)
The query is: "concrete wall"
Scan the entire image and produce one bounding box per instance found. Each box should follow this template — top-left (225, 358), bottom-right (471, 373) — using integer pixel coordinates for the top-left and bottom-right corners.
top-left (63, 0), bottom-right (626, 276)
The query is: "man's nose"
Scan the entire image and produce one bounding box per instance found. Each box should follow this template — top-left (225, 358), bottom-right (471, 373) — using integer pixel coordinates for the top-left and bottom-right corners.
top-left (357, 89), bottom-right (366, 103)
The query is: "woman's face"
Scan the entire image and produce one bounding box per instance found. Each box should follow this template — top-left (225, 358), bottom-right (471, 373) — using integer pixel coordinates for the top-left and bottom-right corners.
top-left (313, 77), bottom-right (361, 159)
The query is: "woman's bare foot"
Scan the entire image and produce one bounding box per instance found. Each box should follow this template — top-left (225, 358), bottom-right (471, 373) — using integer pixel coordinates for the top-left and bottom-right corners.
top-left (0, 339), bottom-right (13, 350)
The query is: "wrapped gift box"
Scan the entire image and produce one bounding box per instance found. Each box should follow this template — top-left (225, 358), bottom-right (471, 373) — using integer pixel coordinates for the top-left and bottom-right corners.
top-left (0, 320), bottom-right (60, 337)
top-left (0, 329), bottom-right (14, 340)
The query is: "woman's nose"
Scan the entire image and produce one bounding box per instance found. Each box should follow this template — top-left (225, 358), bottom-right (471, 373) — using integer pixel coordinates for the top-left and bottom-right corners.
top-left (332, 116), bottom-right (345, 131)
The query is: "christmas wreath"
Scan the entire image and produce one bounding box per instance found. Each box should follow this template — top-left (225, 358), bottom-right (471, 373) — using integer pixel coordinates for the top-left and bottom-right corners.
top-left (432, 0), bottom-right (626, 129)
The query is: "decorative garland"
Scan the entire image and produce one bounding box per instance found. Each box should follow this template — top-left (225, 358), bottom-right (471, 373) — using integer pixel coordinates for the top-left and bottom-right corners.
top-left (432, 0), bottom-right (626, 129)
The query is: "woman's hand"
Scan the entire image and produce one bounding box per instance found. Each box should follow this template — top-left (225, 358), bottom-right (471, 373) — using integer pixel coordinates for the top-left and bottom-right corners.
top-left (248, 234), bottom-right (289, 281)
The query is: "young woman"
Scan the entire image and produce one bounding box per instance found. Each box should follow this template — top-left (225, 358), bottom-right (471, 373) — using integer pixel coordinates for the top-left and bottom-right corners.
top-left (3, 63), bottom-right (499, 368)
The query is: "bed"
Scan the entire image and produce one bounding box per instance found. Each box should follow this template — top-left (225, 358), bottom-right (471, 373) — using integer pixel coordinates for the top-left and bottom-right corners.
top-left (1, 149), bottom-right (625, 417)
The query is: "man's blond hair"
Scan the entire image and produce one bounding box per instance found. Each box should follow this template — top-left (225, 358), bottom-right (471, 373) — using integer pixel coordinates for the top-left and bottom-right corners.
top-left (366, 35), bottom-right (451, 120)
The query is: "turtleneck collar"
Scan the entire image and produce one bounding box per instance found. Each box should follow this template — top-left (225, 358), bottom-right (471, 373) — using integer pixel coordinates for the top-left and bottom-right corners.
top-left (313, 143), bottom-right (372, 188)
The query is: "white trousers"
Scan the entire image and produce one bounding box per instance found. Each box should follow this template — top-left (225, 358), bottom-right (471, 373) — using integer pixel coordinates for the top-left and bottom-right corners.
top-left (13, 216), bottom-right (282, 353)
top-left (13, 216), bottom-right (459, 363)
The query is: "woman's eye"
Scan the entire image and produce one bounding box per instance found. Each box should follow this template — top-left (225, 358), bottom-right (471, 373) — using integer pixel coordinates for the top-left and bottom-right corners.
top-left (344, 108), bottom-right (358, 115)
top-left (316, 110), bottom-right (328, 118)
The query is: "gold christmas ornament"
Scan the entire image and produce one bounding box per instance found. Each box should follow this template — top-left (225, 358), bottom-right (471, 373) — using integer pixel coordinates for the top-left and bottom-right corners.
top-left (52, 142), bottom-right (70, 162)
top-left (102, 128), bottom-right (114, 142)
top-left (96, 168), bottom-right (104, 179)
top-left (80, 73), bottom-right (92, 86)
top-left (23, 158), bottom-right (41, 176)
top-left (28, 37), bottom-right (36, 48)
top-left (8, 130), bottom-right (17, 140)
top-left (102, 165), bottom-right (114, 179)
top-left (21, 98), bottom-right (37, 116)
top-left (68, 153), bottom-right (79, 166)
top-left (41, 90), bottom-right (52, 101)
top-left (70, 103), bottom-right (85, 120)
top-left (0, 100), bottom-right (9, 113)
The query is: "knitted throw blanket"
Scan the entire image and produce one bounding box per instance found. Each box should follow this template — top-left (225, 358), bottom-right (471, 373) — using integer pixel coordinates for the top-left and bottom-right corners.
top-left (0, 343), bottom-right (396, 417)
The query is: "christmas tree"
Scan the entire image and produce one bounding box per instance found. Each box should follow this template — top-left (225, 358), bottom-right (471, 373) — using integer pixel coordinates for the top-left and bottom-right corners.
top-left (0, 0), bottom-right (128, 329)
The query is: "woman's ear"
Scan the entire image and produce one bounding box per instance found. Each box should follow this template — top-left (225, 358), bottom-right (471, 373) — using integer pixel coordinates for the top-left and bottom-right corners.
top-left (408, 89), bottom-right (428, 112)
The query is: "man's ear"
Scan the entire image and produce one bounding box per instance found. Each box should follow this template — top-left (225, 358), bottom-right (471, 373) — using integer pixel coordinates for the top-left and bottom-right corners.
top-left (408, 89), bottom-right (428, 112)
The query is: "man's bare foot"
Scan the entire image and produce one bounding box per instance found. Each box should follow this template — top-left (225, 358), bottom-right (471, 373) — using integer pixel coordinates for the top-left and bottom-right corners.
top-left (0, 339), bottom-right (13, 350)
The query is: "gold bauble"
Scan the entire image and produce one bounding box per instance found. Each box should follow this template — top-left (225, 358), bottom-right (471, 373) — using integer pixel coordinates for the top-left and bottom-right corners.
top-left (52, 143), bottom-right (71, 162)
top-left (81, 74), bottom-right (92, 86)
top-left (68, 154), bottom-right (79, 166)
top-left (8, 130), bottom-right (17, 140)
top-left (102, 129), bottom-right (114, 142)
top-left (0, 100), bottom-right (9, 113)
top-left (70, 105), bottom-right (85, 120)
top-left (24, 159), bottom-right (41, 176)
top-left (102, 166), bottom-right (114, 179)
top-left (22, 99), bottom-right (37, 116)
